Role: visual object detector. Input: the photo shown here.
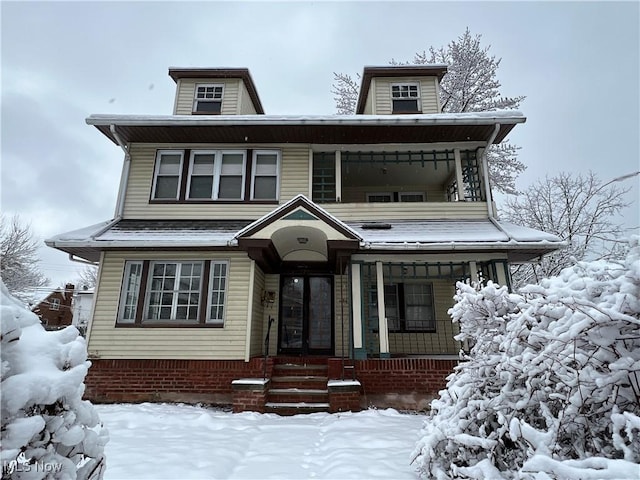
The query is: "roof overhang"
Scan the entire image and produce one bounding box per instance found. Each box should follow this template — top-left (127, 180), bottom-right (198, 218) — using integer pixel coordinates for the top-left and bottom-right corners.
top-left (86, 112), bottom-right (525, 146)
top-left (356, 65), bottom-right (449, 114)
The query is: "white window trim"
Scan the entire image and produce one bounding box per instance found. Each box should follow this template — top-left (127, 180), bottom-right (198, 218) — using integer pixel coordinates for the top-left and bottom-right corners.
top-left (151, 150), bottom-right (184, 200)
top-left (186, 150), bottom-right (247, 200)
top-left (193, 83), bottom-right (224, 113)
top-left (117, 261), bottom-right (143, 323)
top-left (391, 82), bottom-right (420, 99)
top-left (144, 261), bottom-right (205, 323)
top-left (250, 150), bottom-right (281, 200)
top-left (50, 298), bottom-right (61, 310)
top-left (399, 191), bottom-right (426, 202)
top-left (206, 260), bottom-right (230, 325)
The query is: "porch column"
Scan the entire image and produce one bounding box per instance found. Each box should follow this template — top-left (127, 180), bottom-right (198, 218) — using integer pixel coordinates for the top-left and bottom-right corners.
top-left (454, 148), bottom-right (465, 201)
top-left (351, 263), bottom-right (366, 359)
top-left (375, 261), bottom-right (390, 358)
top-left (469, 261), bottom-right (479, 285)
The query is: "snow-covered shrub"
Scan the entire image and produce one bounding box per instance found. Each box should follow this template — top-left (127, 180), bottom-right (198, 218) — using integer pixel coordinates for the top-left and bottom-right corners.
top-left (1, 281), bottom-right (108, 479)
top-left (412, 239), bottom-right (640, 479)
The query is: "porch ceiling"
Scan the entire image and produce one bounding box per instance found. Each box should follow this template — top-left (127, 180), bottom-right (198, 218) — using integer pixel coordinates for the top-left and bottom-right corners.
top-left (87, 114), bottom-right (523, 146)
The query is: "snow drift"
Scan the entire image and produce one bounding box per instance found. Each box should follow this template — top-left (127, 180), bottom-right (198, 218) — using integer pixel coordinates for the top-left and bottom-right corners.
top-left (412, 238), bottom-right (640, 479)
top-left (1, 281), bottom-right (108, 479)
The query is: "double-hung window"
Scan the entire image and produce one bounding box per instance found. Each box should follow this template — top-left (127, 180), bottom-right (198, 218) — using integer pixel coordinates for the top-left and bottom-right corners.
top-left (152, 151), bottom-right (184, 200)
top-left (193, 84), bottom-right (223, 114)
top-left (373, 282), bottom-right (436, 332)
top-left (187, 150), bottom-right (246, 200)
top-left (251, 150), bottom-right (280, 200)
top-left (117, 260), bottom-right (230, 326)
top-left (50, 298), bottom-right (61, 311)
top-left (391, 83), bottom-right (421, 113)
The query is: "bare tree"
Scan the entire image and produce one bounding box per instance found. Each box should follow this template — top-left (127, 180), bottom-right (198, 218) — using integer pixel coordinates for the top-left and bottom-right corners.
top-left (332, 28), bottom-right (526, 194)
top-left (0, 214), bottom-right (49, 303)
top-left (500, 171), bottom-right (635, 288)
top-left (75, 264), bottom-right (98, 290)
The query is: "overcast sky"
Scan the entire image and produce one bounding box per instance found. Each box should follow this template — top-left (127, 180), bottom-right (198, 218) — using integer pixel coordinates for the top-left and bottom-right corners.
top-left (2, 1), bottom-right (639, 293)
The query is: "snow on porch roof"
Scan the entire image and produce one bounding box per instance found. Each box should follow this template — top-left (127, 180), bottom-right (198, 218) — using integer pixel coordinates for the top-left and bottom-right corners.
top-left (46, 217), bottom-right (563, 264)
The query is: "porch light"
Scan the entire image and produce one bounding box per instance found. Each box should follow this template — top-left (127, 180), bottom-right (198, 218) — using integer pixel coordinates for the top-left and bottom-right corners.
top-left (297, 237), bottom-right (309, 244)
top-left (261, 290), bottom-right (276, 307)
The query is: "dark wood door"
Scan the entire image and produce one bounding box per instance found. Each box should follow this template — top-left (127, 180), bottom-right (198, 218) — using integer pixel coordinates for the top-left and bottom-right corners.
top-left (278, 276), bottom-right (333, 355)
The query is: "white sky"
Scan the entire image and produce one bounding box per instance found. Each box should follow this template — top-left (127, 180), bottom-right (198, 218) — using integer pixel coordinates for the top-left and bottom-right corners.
top-left (2, 0), bottom-right (639, 291)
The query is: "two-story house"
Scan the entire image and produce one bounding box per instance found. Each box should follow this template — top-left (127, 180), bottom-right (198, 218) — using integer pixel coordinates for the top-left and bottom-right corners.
top-left (46, 65), bottom-right (563, 413)
top-left (32, 283), bottom-right (75, 330)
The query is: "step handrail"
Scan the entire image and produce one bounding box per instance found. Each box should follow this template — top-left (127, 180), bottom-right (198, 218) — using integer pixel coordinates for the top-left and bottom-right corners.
top-left (263, 316), bottom-right (275, 380)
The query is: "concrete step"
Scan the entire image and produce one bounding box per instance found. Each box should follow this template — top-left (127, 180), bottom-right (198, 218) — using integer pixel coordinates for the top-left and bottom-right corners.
top-left (265, 401), bottom-right (330, 415)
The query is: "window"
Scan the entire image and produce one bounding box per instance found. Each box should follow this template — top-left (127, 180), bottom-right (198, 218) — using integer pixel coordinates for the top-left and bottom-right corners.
top-left (366, 192), bottom-right (393, 203)
top-left (391, 83), bottom-right (420, 113)
top-left (194, 84), bottom-right (223, 114)
top-left (152, 151), bottom-right (184, 200)
top-left (186, 150), bottom-right (246, 200)
top-left (118, 261), bottom-right (143, 322)
top-left (374, 283), bottom-right (435, 332)
top-left (50, 298), bottom-right (61, 311)
top-left (399, 192), bottom-right (425, 202)
top-left (117, 260), bottom-right (230, 325)
top-left (312, 152), bottom-right (336, 203)
top-left (251, 151), bottom-right (280, 200)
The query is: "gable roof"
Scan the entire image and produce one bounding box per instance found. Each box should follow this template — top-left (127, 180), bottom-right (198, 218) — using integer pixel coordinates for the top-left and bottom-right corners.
top-left (356, 65), bottom-right (449, 114)
top-left (234, 194), bottom-right (362, 241)
top-left (168, 67), bottom-right (264, 114)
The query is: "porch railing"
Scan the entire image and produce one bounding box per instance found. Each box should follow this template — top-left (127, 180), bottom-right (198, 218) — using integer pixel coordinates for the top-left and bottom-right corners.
top-left (263, 316), bottom-right (275, 380)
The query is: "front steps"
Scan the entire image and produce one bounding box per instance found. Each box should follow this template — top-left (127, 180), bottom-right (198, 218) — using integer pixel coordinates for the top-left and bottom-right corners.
top-left (265, 358), bottom-right (330, 415)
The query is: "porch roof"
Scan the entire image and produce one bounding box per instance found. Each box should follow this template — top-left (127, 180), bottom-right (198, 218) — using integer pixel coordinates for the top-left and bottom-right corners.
top-left (86, 111), bottom-right (524, 146)
top-left (46, 217), bottom-right (563, 264)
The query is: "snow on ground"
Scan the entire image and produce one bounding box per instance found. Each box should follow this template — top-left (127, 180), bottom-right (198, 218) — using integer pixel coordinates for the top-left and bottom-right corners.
top-left (97, 403), bottom-right (425, 480)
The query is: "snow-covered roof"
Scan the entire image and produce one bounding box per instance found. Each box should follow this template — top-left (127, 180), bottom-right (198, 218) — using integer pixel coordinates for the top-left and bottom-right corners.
top-left (86, 111), bottom-right (525, 127)
top-left (46, 216), bottom-right (563, 264)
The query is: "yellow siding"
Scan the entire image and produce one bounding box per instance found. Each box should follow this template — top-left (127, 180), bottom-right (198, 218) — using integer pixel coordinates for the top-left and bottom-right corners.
top-left (174, 78), bottom-right (242, 115)
top-left (262, 274), bottom-right (280, 356)
top-left (239, 81), bottom-right (258, 115)
top-left (280, 146), bottom-right (310, 200)
top-left (324, 202), bottom-right (488, 221)
top-left (122, 143), bottom-right (310, 219)
top-left (342, 184), bottom-right (448, 203)
top-left (88, 251), bottom-right (252, 360)
top-left (250, 265), bottom-right (265, 356)
top-left (373, 77), bottom-right (440, 115)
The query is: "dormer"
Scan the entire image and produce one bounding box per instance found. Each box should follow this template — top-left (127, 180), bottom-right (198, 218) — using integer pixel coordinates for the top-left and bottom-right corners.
top-left (169, 68), bottom-right (264, 115)
top-left (356, 65), bottom-right (448, 115)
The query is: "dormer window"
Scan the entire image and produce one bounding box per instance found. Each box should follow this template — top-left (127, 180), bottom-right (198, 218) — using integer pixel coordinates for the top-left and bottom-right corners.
top-left (193, 84), bottom-right (224, 114)
top-left (391, 83), bottom-right (421, 113)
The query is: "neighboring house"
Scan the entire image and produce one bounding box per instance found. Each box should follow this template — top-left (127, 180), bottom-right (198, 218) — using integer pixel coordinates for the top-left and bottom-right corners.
top-left (72, 287), bottom-right (94, 335)
top-left (46, 66), bottom-right (563, 413)
top-left (33, 284), bottom-right (75, 330)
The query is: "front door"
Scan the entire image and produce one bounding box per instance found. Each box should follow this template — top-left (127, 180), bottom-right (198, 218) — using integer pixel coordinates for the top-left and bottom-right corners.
top-left (278, 276), bottom-right (333, 355)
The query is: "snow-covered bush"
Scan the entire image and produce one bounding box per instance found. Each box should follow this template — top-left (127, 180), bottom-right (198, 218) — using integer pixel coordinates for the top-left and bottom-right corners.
top-left (412, 239), bottom-right (640, 479)
top-left (1, 281), bottom-right (108, 479)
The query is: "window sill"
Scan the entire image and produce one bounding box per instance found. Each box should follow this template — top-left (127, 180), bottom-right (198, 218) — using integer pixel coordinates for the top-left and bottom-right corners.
top-left (115, 322), bottom-right (224, 328)
top-left (149, 199), bottom-right (278, 204)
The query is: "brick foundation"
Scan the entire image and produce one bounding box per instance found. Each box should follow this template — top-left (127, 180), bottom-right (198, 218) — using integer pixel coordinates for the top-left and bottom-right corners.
top-left (328, 380), bottom-right (362, 413)
top-left (85, 358), bottom-right (272, 405)
top-left (352, 358), bottom-right (458, 410)
top-left (84, 356), bottom-right (456, 411)
top-left (232, 379), bottom-right (269, 413)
